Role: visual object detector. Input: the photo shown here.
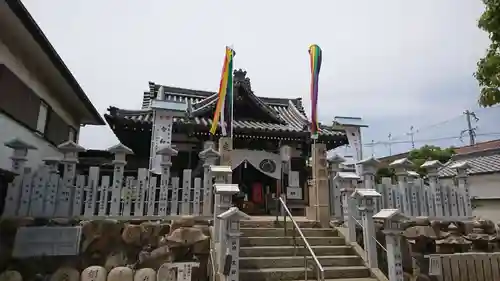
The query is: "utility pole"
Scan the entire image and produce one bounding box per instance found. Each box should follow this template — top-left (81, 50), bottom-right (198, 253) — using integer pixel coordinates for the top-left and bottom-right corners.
top-left (407, 126), bottom-right (416, 149)
top-left (387, 133), bottom-right (393, 156)
top-left (463, 110), bottom-right (479, 145)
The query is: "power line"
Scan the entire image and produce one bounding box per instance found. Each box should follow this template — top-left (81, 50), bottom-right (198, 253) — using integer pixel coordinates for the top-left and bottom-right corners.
top-left (387, 114), bottom-right (465, 142)
top-left (364, 132), bottom-right (500, 147)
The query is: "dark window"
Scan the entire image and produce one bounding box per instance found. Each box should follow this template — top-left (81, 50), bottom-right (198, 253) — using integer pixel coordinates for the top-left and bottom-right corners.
top-left (0, 64), bottom-right (41, 130)
top-left (46, 109), bottom-right (70, 146)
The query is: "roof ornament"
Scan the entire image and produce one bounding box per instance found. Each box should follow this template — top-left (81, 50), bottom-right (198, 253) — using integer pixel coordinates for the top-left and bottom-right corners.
top-left (156, 85), bottom-right (165, 101)
top-left (186, 98), bottom-right (193, 118)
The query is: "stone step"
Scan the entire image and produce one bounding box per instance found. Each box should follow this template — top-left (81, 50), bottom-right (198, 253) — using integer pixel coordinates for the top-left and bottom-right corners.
top-left (240, 219), bottom-right (319, 229)
top-left (241, 227), bottom-right (337, 237)
top-left (241, 236), bottom-right (346, 247)
top-left (240, 255), bottom-right (363, 269)
top-left (240, 265), bottom-right (371, 281)
top-left (240, 245), bottom-right (354, 257)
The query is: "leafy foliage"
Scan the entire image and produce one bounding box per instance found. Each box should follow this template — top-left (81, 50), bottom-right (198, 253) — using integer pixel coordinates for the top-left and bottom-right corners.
top-left (376, 145), bottom-right (455, 179)
top-left (475, 0), bottom-right (500, 106)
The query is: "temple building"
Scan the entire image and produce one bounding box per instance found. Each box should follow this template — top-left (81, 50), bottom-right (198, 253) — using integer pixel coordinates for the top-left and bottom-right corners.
top-left (99, 69), bottom-right (349, 215)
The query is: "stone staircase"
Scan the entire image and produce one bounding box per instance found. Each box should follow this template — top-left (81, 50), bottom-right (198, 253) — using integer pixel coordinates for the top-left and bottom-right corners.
top-left (239, 219), bottom-right (378, 281)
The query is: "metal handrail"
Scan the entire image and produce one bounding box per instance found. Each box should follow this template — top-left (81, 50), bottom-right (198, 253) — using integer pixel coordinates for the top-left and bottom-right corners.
top-left (276, 196), bottom-right (325, 281)
top-left (209, 247), bottom-right (216, 281)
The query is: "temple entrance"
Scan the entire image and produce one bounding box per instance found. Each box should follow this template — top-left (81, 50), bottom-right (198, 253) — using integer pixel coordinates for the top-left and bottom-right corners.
top-left (232, 161), bottom-right (277, 215)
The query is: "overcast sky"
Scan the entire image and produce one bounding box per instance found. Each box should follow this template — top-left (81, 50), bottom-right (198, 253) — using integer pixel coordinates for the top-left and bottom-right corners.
top-left (22, 0), bottom-right (498, 157)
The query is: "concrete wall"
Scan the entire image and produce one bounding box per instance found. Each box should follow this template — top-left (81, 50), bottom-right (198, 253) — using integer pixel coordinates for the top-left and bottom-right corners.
top-left (0, 38), bottom-right (80, 170)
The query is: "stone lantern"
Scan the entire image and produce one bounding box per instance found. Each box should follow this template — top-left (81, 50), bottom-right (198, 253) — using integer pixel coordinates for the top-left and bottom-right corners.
top-left (351, 188), bottom-right (381, 268)
top-left (217, 207), bottom-right (250, 280)
top-left (373, 208), bottom-right (409, 281)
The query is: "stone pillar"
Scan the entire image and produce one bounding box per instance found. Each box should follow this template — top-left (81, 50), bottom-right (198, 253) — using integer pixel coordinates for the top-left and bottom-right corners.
top-left (149, 86), bottom-right (187, 174)
top-left (336, 171), bottom-right (359, 242)
top-left (199, 142), bottom-right (220, 216)
top-left (217, 207), bottom-right (250, 281)
top-left (352, 188), bottom-right (381, 269)
top-left (211, 166), bottom-right (233, 243)
top-left (328, 154), bottom-right (345, 219)
top-left (389, 158), bottom-right (413, 214)
top-left (214, 183), bottom-right (240, 273)
top-left (373, 209), bottom-right (408, 281)
top-left (156, 145), bottom-right (178, 215)
top-left (218, 137), bottom-right (233, 183)
top-left (306, 142), bottom-right (330, 227)
top-left (451, 161), bottom-right (471, 217)
top-left (421, 160), bottom-right (443, 217)
top-left (107, 144), bottom-right (134, 216)
top-left (57, 141), bottom-right (86, 217)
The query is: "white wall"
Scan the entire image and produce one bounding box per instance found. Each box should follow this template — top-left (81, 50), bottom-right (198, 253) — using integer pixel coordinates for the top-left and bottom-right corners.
top-left (472, 199), bottom-right (500, 223)
top-left (442, 173), bottom-right (500, 222)
top-left (0, 38), bottom-right (80, 130)
top-left (0, 112), bottom-right (61, 171)
top-left (441, 173), bottom-right (500, 199)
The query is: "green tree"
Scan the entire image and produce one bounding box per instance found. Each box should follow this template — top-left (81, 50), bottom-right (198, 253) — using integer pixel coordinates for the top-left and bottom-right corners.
top-left (408, 145), bottom-right (455, 175)
top-left (376, 145), bottom-right (455, 179)
top-left (475, 0), bottom-right (500, 106)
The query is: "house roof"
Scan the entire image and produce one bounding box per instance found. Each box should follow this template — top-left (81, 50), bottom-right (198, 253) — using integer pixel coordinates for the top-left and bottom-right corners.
top-left (454, 139), bottom-right (500, 155)
top-left (105, 70), bottom-right (346, 139)
top-left (438, 147), bottom-right (500, 177)
top-left (2, 0), bottom-right (104, 125)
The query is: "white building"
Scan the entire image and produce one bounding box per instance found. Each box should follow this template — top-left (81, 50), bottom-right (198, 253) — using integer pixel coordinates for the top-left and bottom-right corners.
top-left (0, 0), bottom-right (104, 172)
top-left (439, 146), bottom-right (500, 222)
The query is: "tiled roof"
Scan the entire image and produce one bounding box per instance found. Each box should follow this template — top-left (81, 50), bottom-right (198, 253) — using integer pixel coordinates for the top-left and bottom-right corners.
top-left (107, 84), bottom-right (344, 137)
top-left (438, 148), bottom-right (500, 177)
top-left (454, 139), bottom-right (500, 155)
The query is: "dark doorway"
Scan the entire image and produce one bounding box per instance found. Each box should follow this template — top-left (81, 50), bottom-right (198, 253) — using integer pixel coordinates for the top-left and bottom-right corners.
top-left (232, 161), bottom-right (277, 215)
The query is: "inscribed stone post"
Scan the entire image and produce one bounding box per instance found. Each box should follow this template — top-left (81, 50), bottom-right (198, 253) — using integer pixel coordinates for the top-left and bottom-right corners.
top-left (41, 157), bottom-right (61, 217)
top-left (214, 183), bottom-right (240, 272)
top-left (327, 153), bottom-right (345, 219)
top-left (389, 158), bottom-right (413, 214)
top-left (210, 166), bottom-right (233, 243)
top-left (149, 86), bottom-right (186, 175)
top-left (336, 171), bottom-right (359, 243)
top-left (217, 207), bottom-right (250, 281)
top-left (199, 143), bottom-right (220, 216)
top-left (421, 160), bottom-right (443, 218)
top-left (218, 137), bottom-right (233, 183)
top-left (56, 141), bottom-right (86, 217)
top-left (373, 209), bottom-right (408, 281)
top-left (451, 161), bottom-right (471, 217)
top-left (306, 143), bottom-right (330, 227)
top-left (157, 145), bottom-right (178, 215)
top-left (352, 188), bottom-right (381, 269)
top-left (108, 143), bottom-right (134, 216)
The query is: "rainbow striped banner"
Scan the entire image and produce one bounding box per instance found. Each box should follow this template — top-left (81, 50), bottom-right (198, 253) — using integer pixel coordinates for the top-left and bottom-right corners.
top-left (210, 47), bottom-right (235, 136)
top-left (308, 44), bottom-right (322, 139)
